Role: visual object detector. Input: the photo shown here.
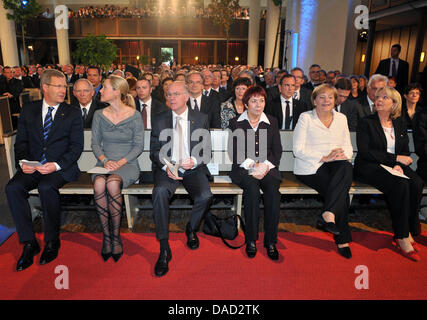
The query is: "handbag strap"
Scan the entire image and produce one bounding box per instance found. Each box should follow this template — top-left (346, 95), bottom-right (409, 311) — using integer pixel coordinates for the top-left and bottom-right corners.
top-left (212, 214), bottom-right (246, 250)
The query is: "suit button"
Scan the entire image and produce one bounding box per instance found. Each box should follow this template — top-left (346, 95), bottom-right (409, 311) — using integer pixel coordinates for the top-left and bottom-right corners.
top-left (43, 147), bottom-right (47, 151)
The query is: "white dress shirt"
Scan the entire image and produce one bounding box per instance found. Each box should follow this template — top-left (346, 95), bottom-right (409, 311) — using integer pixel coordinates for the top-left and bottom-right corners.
top-left (237, 111), bottom-right (275, 170)
top-left (367, 96), bottom-right (375, 113)
top-left (189, 95), bottom-right (202, 111)
top-left (162, 108), bottom-right (197, 173)
top-left (293, 109), bottom-right (353, 175)
top-left (382, 126), bottom-right (396, 154)
top-left (139, 97), bottom-right (152, 129)
top-left (280, 95), bottom-right (293, 130)
top-left (80, 102), bottom-right (92, 117)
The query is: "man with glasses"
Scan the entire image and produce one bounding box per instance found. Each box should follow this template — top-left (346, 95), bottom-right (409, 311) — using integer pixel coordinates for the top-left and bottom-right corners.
top-left (186, 71), bottom-right (221, 128)
top-left (291, 67), bottom-right (312, 108)
top-left (5, 69), bottom-right (84, 271)
top-left (265, 74), bottom-right (309, 130)
top-left (150, 81), bottom-right (212, 277)
top-left (72, 78), bottom-right (107, 129)
top-left (303, 64), bottom-right (322, 92)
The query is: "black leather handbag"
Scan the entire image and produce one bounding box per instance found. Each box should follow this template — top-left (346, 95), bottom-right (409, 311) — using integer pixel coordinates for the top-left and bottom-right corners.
top-left (202, 212), bottom-right (246, 249)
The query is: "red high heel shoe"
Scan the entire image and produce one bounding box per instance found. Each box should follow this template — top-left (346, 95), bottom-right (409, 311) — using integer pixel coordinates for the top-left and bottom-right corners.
top-left (392, 240), bottom-right (420, 262)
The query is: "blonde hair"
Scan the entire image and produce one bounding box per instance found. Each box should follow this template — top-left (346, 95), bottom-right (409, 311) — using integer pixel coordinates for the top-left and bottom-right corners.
top-left (106, 75), bottom-right (136, 109)
top-left (311, 84), bottom-right (338, 106)
top-left (376, 86), bottom-right (402, 119)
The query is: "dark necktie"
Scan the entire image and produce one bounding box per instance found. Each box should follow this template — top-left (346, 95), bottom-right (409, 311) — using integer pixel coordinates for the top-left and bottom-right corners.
top-left (40, 106), bottom-right (54, 164)
top-left (141, 103), bottom-right (148, 128)
top-left (285, 101), bottom-right (291, 130)
top-left (82, 107), bottom-right (87, 122)
top-left (194, 99), bottom-right (199, 112)
top-left (392, 60), bottom-right (397, 78)
top-left (203, 90), bottom-right (209, 96)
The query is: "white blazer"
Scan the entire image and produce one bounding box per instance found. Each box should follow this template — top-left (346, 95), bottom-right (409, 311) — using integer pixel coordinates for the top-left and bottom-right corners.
top-left (293, 109), bottom-right (353, 175)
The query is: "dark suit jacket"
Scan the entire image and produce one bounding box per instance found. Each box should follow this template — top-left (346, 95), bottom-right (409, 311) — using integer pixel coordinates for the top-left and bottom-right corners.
top-left (264, 97), bottom-right (309, 130)
top-left (266, 85), bottom-right (280, 102)
top-left (354, 113), bottom-right (409, 179)
top-left (212, 87), bottom-right (231, 103)
top-left (337, 99), bottom-right (359, 131)
top-left (71, 98), bottom-right (107, 129)
top-left (65, 73), bottom-right (79, 85)
top-left (0, 78), bottom-right (24, 114)
top-left (412, 109), bottom-right (427, 179)
top-left (375, 58), bottom-right (409, 92)
top-left (356, 94), bottom-right (375, 120)
top-left (228, 113), bottom-right (282, 183)
top-left (186, 95), bottom-right (221, 129)
top-left (14, 100), bottom-right (84, 182)
top-left (134, 97), bottom-right (168, 120)
top-left (150, 107), bottom-right (212, 176)
top-left (297, 87), bottom-right (312, 109)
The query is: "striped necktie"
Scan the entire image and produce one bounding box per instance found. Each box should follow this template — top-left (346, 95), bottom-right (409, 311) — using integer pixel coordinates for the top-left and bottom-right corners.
top-left (40, 106), bottom-right (54, 164)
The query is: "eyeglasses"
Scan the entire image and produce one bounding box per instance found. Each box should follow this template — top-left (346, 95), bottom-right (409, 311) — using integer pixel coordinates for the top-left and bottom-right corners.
top-left (73, 89), bottom-right (92, 94)
top-left (187, 80), bottom-right (203, 85)
top-left (46, 83), bottom-right (68, 89)
top-left (166, 92), bottom-right (185, 98)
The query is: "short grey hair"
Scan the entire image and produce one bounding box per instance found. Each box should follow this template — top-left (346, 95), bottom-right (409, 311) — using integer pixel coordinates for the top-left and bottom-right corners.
top-left (74, 78), bottom-right (94, 91)
top-left (186, 70), bottom-right (204, 83)
top-left (368, 74), bottom-right (388, 88)
top-left (112, 69), bottom-right (125, 78)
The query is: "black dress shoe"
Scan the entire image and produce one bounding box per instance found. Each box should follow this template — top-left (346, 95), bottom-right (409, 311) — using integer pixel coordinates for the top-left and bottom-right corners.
top-left (265, 244), bottom-right (279, 261)
top-left (40, 239), bottom-right (60, 265)
top-left (245, 241), bottom-right (257, 258)
top-left (317, 216), bottom-right (340, 235)
top-left (337, 246), bottom-right (352, 259)
top-left (185, 225), bottom-right (199, 250)
top-left (16, 240), bottom-right (40, 272)
top-left (154, 249), bottom-right (172, 277)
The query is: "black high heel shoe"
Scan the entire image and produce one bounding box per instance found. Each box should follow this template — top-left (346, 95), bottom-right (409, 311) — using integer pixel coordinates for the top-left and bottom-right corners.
top-left (101, 237), bottom-right (112, 262)
top-left (337, 245), bottom-right (352, 259)
top-left (317, 215), bottom-right (340, 235)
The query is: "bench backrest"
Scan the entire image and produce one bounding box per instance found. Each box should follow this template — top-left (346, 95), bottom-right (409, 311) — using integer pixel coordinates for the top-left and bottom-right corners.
top-left (3, 129), bottom-right (418, 180)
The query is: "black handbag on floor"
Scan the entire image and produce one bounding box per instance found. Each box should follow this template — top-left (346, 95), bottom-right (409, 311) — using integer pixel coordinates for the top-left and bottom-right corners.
top-left (202, 212), bottom-right (246, 249)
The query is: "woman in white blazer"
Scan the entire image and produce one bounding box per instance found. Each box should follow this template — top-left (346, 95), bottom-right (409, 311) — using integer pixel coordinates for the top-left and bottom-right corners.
top-left (293, 84), bottom-right (354, 259)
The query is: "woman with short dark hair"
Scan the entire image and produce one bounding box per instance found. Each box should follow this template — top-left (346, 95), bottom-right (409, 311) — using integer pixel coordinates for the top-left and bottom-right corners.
top-left (228, 85), bottom-right (282, 260)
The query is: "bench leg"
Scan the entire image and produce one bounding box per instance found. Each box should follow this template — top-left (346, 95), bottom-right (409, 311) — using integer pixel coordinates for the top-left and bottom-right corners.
top-left (233, 194), bottom-right (243, 230)
top-left (29, 195), bottom-right (42, 221)
top-left (349, 194), bottom-right (354, 205)
top-left (123, 194), bottom-right (139, 231)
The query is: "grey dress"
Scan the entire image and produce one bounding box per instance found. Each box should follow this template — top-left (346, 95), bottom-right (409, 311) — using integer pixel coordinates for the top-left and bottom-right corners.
top-left (91, 109), bottom-right (144, 187)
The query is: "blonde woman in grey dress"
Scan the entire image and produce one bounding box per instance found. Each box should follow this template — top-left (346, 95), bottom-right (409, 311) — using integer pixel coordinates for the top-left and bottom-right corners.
top-left (91, 75), bottom-right (144, 262)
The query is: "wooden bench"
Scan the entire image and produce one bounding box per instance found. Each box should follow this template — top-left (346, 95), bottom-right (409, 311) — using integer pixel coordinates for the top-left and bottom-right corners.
top-left (3, 129), bottom-right (425, 231)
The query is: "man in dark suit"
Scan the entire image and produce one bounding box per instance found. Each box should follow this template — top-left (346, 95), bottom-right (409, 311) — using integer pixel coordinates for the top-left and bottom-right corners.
top-left (31, 66), bottom-right (44, 88)
top-left (0, 66), bottom-right (24, 120)
top-left (265, 74), bottom-right (309, 130)
top-left (302, 64), bottom-right (322, 92)
top-left (150, 81), bottom-right (213, 277)
top-left (356, 74), bottom-right (388, 120)
top-left (334, 78), bottom-right (359, 131)
top-left (86, 66), bottom-right (103, 101)
top-left (63, 64), bottom-right (79, 84)
top-left (5, 69), bottom-right (84, 271)
top-left (134, 78), bottom-right (168, 129)
top-left (72, 78), bottom-right (107, 129)
top-left (186, 71), bottom-right (221, 128)
top-left (211, 69), bottom-right (231, 103)
top-left (266, 70), bottom-right (287, 102)
top-left (375, 44), bottom-right (409, 93)
top-left (291, 67), bottom-right (312, 108)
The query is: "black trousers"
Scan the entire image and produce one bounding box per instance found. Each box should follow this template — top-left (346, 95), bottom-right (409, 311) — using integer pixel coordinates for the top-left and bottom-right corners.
top-left (5, 170), bottom-right (67, 243)
top-left (356, 165), bottom-right (423, 238)
top-left (296, 161), bottom-right (353, 245)
top-left (235, 172), bottom-right (281, 245)
top-left (152, 168), bottom-right (212, 241)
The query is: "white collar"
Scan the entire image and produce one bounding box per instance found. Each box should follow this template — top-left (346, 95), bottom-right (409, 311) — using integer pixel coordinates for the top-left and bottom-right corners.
top-left (172, 107), bottom-right (189, 120)
top-left (43, 99), bottom-right (60, 109)
top-left (237, 110), bottom-right (270, 125)
top-left (139, 97), bottom-right (152, 106)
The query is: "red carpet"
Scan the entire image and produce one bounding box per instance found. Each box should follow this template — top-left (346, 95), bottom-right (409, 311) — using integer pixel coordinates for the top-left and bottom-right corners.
top-left (0, 231), bottom-right (426, 300)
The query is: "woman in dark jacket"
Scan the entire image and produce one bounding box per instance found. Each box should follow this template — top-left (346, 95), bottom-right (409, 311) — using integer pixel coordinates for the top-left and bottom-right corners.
top-left (354, 86), bottom-right (423, 262)
top-left (228, 85), bottom-right (282, 261)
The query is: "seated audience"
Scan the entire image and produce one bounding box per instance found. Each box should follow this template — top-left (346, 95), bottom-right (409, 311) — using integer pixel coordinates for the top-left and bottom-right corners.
top-left (220, 77), bottom-right (252, 129)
